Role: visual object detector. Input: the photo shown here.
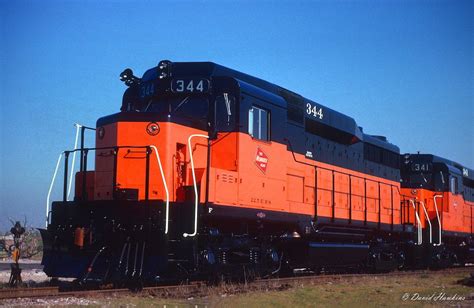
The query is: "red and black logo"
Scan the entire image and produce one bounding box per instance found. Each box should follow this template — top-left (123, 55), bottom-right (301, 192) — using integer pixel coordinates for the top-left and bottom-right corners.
top-left (255, 147), bottom-right (268, 174)
top-left (146, 122), bottom-right (160, 136)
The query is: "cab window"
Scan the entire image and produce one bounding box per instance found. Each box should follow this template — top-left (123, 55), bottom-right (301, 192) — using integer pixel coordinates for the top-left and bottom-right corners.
top-left (248, 106), bottom-right (270, 141)
top-left (215, 93), bottom-right (236, 131)
top-left (434, 171), bottom-right (446, 190)
top-left (450, 176), bottom-right (458, 194)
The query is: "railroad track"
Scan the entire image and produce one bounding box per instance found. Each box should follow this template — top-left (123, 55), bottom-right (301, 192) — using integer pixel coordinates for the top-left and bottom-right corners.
top-left (1, 267), bottom-right (472, 301)
top-left (248, 266), bottom-right (474, 291)
top-left (0, 283), bottom-right (202, 301)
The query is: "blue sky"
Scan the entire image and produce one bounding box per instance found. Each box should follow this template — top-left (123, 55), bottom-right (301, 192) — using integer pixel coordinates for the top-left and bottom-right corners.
top-left (1, 0), bottom-right (472, 230)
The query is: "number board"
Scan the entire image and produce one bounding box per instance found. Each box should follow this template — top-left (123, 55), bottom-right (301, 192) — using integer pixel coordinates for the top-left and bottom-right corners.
top-left (171, 78), bottom-right (210, 93)
top-left (411, 163), bottom-right (432, 172)
top-left (140, 81), bottom-right (155, 98)
top-left (463, 168), bottom-right (469, 177)
top-left (305, 102), bottom-right (324, 120)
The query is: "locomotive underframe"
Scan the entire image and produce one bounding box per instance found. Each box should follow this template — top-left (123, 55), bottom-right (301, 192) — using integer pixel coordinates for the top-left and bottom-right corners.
top-left (40, 199), bottom-right (473, 285)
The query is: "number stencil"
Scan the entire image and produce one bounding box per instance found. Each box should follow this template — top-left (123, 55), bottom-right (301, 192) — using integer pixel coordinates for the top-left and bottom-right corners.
top-left (171, 79), bottom-right (209, 93)
top-left (306, 102), bottom-right (324, 119)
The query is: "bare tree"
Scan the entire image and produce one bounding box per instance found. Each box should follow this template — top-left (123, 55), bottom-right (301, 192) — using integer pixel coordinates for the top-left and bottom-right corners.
top-left (6, 217), bottom-right (43, 260)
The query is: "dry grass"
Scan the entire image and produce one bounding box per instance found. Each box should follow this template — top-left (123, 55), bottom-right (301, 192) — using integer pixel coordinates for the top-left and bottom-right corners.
top-left (92, 270), bottom-right (474, 308)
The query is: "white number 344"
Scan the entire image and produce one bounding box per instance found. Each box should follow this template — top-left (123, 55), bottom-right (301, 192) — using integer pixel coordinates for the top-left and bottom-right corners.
top-left (306, 103), bottom-right (324, 119)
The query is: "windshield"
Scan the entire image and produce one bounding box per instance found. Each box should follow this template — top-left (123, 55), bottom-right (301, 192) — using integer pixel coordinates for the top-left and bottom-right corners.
top-left (146, 96), bottom-right (209, 123)
top-left (408, 172), bottom-right (432, 186)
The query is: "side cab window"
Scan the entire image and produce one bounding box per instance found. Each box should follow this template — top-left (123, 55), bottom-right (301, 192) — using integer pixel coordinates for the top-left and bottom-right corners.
top-left (248, 106), bottom-right (270, 141)
top-left (450, 175), bottom-right (459, 194)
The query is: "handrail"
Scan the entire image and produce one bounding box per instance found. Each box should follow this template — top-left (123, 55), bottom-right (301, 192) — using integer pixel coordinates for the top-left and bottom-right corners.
top-left (46, 153), bottom-right (64, 227)
top-left (183, 134), bottom-right (209, 238)
top-left (79, 125), bottom-right (96, 173)
top-left (65, 145), bottom-right (152, 153)
top-left (47, 144), bottom-right (171, 233)
top-left (419, 200), bottom-right (432, 244)
top-left (433, 195), bottom-right (443, 246)
top-left (149, 145), bottom-right (170, 235)
top-left (67, 124), bottom-right (81, 200)
top-left (409, 199), bottom-right (422, 245)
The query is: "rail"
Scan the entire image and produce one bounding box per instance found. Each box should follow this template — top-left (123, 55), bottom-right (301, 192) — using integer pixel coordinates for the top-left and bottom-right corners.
top-left (67, 124), bottom-right (81, 200)
top-left (46, 153), bottom-right (64, 227)
top-left (149, 145), bottom-right (170, 234)
top-left (433, 195), bottom-right (443, 246)
top-left (183, 134), bottom-right (209, 238)
top-left (1, 266), bottom-right (472, 300)
top-left (409, 199), bottom-right (422, 245)
top-left (45, 145), bottom-right (170, 234)
top-left (419, 200), bottom-right (432, 244)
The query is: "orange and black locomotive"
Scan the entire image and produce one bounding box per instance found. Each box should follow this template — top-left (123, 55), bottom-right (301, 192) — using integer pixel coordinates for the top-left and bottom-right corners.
top-left (41, 60), bottom-right (474, 284)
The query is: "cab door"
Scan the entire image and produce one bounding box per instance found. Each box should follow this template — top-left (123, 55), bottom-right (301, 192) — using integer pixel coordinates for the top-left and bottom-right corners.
top-left (210, 93), bottom-right (239, 205)
top-left (237, 96), bottom-right (287, 212)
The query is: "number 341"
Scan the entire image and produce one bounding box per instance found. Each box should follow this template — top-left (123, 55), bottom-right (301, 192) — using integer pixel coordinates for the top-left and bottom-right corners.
top-left (306, 103), bottom-right (324, 119)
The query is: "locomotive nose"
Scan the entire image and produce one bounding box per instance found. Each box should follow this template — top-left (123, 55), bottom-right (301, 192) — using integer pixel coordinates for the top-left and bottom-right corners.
top-left (94, 115), bottom-right (170, 202)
